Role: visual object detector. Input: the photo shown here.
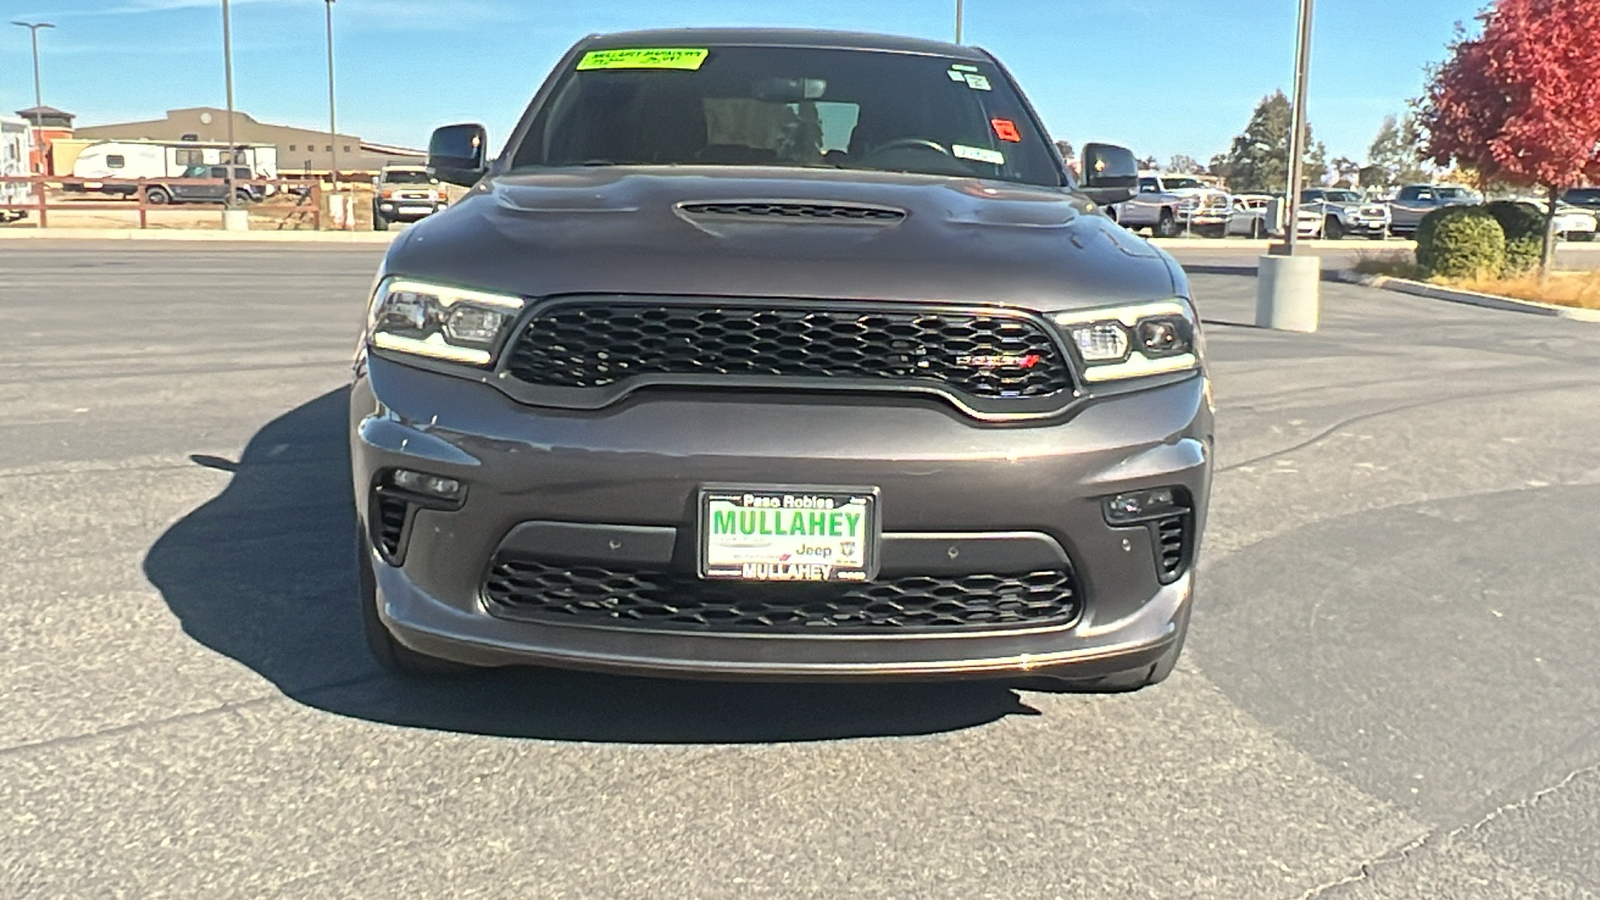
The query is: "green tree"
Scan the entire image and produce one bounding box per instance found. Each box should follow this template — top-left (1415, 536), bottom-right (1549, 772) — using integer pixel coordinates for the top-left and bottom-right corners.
top-left (1167, 154), bottom-right (1203, 174)
top-left (1053, 139), bottom-right (1075, 162)
top-left (1221, 91), bottom-right (1321, 193)
top-left (1305, 141), bottom-right (1329, 186)
top-left (1366, 113), bottom-right (1429, 186)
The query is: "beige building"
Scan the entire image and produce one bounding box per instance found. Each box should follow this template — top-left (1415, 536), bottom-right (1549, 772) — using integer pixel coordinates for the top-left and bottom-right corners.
top-left (74, 107), bottom-right (423, 176)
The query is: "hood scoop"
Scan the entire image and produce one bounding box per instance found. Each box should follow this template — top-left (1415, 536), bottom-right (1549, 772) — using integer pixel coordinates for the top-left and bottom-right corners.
top-left (677, 201), bottom-right (906, 224)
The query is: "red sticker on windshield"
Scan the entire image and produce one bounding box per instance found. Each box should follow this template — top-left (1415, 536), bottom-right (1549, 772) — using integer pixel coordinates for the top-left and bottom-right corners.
top-left (991, 118), bottom-right (1022, 142)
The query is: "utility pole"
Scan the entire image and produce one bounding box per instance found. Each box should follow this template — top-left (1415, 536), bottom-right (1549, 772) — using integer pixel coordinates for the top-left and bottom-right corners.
top-left (10, 21), bottom-right (54, 113)
top-left (326, 0), bottom-right (347, 229)
top-left (1282, 0), bottom-right (1315, 256)
top-left (955, 0), bottom-right (964, 43)
top-left (221, 0), bottom-right (238, 210)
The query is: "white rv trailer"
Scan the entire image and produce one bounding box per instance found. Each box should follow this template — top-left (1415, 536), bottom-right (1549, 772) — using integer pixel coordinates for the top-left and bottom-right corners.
top-left (70, 140), bottom-right (279, 196)
top-left (0, 116), bottom-right (34, 222)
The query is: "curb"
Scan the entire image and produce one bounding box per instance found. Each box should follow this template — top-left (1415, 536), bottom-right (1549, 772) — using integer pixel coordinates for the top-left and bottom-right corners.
top-left (0, 227), bottom-right (397, 243)
top-left (1147, 237), bottom-right (1420, 250)
top-left (1333, 270), bottom-right (1600, 323)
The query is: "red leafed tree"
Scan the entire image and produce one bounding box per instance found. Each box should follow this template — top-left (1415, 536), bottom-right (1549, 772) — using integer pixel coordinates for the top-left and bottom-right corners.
top-left (1416, 0), bottom-right (1600, 274)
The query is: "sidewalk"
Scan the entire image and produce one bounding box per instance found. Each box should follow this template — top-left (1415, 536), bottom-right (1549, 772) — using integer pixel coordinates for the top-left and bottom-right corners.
top-left (0, 227), bottom-right (397, 243)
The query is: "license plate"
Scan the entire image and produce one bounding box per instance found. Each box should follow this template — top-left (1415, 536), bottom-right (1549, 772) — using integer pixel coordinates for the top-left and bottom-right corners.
top-left (398, 205), bottom-right (432, 215)
top-left (699, 487), bottom-right (879, 582)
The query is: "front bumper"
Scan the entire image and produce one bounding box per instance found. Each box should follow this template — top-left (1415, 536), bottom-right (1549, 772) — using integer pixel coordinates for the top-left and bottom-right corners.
top-left (376, 199), bottom-right (445, 221)
top-left (351, 355), bottom-right (1213, 681)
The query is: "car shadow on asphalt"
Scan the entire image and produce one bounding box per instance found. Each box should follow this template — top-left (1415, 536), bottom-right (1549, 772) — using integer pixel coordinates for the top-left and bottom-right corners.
top-left (143, 388), bottom-right (1040, 743)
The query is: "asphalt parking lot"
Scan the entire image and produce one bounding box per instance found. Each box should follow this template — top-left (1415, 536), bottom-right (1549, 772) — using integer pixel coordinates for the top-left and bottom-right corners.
top-left (3, 242), bottom-right (1598, 899)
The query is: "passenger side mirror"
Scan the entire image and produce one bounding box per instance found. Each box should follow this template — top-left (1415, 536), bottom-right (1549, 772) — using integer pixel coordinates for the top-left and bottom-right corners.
top-left (1080, 143), bottom-right (1138, 206)
top-left (427, 123), bottom-right (488, 187)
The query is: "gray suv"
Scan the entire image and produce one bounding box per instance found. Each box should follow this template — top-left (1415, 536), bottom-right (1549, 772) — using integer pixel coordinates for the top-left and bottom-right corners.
top-left (352, 29), bottom-right (1213, 691)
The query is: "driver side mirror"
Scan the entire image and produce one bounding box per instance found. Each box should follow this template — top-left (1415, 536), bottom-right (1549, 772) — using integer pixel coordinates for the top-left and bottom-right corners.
top-left (427, 123), bottom-right (488, 187)
top-left (1080, 143), bottom-right (1138, 206)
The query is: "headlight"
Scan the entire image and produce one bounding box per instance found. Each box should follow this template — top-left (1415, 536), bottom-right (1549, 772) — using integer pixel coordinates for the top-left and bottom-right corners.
top-left (1053, 299), bottom-right (1201, 383)
top-left (366, 277), bottom-right (525, 366)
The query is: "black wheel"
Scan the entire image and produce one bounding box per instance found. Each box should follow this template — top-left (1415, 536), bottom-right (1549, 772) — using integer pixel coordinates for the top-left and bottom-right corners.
top-left (358, 530), bottom-right (472, 676)
top-left (372, 206), bottom-right (390, 232)
top-left (145, 186), bottom-right (170, 205)
top-left (235, 189), bottom-right (256, 204)
top-left (1154, 210), bottom-right (1180, 238)
top-left (1104, 206), bottom-right (1118, 223)
top-left (1247, 218), bottom-right (1262, 239)
top-left (1324, 216), bottom-right (1345, 240)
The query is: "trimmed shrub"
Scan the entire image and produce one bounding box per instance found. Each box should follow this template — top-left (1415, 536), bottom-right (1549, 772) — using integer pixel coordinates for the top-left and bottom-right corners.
top-left (1485, 200), bottom-right (1547, 275)
top-left (1415, 205), bottom-right (1506, 278)
top-left (1504, 235), bottom-right (1543, 275)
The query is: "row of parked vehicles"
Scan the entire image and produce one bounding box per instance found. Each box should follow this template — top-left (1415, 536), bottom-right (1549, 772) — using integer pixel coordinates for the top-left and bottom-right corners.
top-left (1108, 173), bottom-right (1600, 242)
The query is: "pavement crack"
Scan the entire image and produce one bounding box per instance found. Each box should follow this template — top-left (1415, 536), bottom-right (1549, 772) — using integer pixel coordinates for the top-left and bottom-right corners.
top-left (1297, 759), bottom-right (1600, 899)
top-left (1220, 379), bottom-right (1600, 473)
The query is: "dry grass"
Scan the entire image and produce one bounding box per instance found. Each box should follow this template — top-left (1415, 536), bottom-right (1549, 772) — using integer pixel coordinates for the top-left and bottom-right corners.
top-left (1351, 249), bottom-right (1427, 280)
top-left (1448, 270), bottom-right (1600, 310)
top-left (1350, 248), bottom-right (1600, 310)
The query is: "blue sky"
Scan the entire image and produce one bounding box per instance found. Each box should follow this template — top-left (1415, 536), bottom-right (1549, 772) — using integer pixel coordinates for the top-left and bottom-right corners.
top-left (4, 0), bottom-right (1482, 165)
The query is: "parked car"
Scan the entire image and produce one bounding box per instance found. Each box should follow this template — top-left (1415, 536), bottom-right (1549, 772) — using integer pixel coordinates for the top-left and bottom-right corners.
top-left (1507, 199), bottom-right (1598, 242)
top-left (1187, 192), bottom-right (1233, 237)
top-left (1387, 184), bottom-right (1481, 237)
top-left (354, 28), bottom-right (1211, 692)
top-left (144, 163), bottom-right (263, 206)
top-left (1111, 173), bottom-right (1228, 237)
top-left (372, 165), bottom-right (449, 231)
top-left (1224, 194), bottom-right (1272, 238)
top-left (1559, 187), bottom-right (1600, 214)
top-left (1300, 188), bottom-right (1390, 239)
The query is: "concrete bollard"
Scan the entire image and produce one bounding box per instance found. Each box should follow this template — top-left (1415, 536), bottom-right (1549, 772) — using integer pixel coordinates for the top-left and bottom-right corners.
top-left (222, 209), bottom-right (250, 232)
top-left (1256, 254), bottom-right (1321, 332)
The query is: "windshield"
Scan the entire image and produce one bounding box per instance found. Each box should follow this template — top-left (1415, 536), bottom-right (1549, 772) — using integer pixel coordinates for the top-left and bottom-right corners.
top-left (1326, 190), bottom-right (1360, 202)
top-left (1161, 177), bottom-right (1205, 190)
top-left (382, 170), bottom-right (435, 185)
top-left (511, 46), bottom-right (1061, 186)
top-left (1437, 187), bottom-right (1476, 199)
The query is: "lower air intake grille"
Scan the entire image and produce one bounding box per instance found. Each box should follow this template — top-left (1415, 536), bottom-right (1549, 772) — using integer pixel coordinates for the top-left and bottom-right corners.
top-left (483, 557), bottom-right (1081, 634)
top-left (1155, 513), bottom-right (1190, 582)
top-left (374, 494), bottom-right (409, 561)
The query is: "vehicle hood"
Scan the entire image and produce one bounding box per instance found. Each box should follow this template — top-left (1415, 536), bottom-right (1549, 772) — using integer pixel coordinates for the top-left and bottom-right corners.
top-left (387, 167), bottom-right (1182, 311)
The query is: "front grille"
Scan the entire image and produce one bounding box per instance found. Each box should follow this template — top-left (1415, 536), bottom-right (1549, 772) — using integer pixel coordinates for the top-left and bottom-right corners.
top-left (503, 301), bottom-right (1073, 404)
top-left (483, 556), bottom-right (1081, 634)
top-left (680, 201), bottom-right (904, 222)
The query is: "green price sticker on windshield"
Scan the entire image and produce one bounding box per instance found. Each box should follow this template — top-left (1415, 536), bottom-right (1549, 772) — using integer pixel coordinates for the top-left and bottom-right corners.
top-left (577, 48), bottom-right (710, 71)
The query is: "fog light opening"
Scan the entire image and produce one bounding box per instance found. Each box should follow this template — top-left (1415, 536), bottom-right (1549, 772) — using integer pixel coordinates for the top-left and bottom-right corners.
top-left (389, 468), bottom-right (463, 501)
top-left (1103, 486), bottom-right (1185, 524)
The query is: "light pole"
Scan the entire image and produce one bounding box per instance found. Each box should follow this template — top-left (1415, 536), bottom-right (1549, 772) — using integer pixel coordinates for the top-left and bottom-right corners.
top-left (955, 0), bottom-right (964, 43)
top-left (220, 0), bottom-right (238, 210)
top-left (11, 21), bottom-right (54, 112)
top-left (1255, 0), bottom-right (1319, 332)
top-left (1282, 0), bottom-right (1314, 256)
top-left (325, 0), bottom-right (348, 229)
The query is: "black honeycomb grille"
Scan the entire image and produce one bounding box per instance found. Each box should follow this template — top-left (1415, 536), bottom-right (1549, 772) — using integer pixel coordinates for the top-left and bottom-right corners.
top-left (483, 557), bottom-right (1081, 634)
top-left (504, 302), bottom-right (1074, 402)
top-left (679, 202), bottom-right (905, 222)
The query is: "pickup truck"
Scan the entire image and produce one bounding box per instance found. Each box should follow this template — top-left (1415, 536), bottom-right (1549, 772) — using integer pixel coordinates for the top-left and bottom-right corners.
top-left (1110, 173), bottom-right (1228, 238)
top-left (1386, 184), bottom-right (1480, 237)
top-left (1300, 188), bottom-right (1390, 240)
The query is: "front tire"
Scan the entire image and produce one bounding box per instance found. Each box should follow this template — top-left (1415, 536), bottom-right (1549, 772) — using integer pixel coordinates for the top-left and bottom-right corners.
top-left (145, 186), bottom-right (171, 205)
top-left (1324, 216), bottom-right (1345, 240)
top-left (372, 208), bottom-right (390, 232)
top-left (358, 531), bottom-right (472, 676)
top-left (1154, 210), bottom-right (1180, 238)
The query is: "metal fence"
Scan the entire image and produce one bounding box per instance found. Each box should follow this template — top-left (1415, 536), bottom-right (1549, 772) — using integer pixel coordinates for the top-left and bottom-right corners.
top-left (0, 175), bottom-right (328, 230)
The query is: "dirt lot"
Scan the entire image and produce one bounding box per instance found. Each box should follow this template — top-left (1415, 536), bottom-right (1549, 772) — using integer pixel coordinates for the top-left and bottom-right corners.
top-left (1, 185), bottom-right (380, 231)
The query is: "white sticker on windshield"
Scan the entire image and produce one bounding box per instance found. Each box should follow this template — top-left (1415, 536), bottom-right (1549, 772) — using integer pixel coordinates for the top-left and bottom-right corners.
top-left (963, 74), bottom-right (992, 91)
top-left (947, 69), bottom-right (967, 82)
top-left (952, 64), bottom-right (979, 73)
top-left (953, 144), bottom-right (1005, 165)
